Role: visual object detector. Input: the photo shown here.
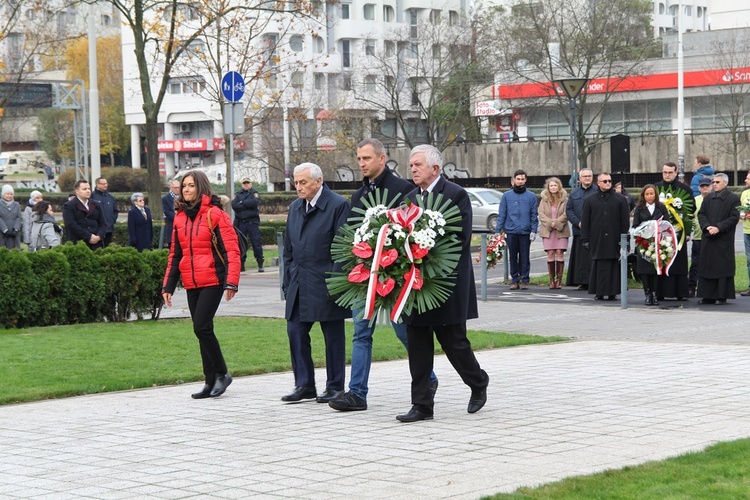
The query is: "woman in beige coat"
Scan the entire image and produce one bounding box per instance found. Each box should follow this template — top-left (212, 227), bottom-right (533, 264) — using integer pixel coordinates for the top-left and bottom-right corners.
top-left (538, 177), bottom-right (571, 288)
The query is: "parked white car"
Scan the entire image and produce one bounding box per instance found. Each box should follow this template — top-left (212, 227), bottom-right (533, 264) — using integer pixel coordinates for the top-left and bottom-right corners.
top-left (465, 187), bottom-right (503, 232)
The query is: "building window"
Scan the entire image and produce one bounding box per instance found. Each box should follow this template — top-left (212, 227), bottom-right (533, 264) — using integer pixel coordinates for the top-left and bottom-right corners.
top-left (409, 42), bottom-right (418, 58)
top-left (341, 74), bottom-right (352, 91)
top-left (291, 71), bottom-right (304, 88)
top-left (410, 78), bottom-right (419, 105)
top-left (365, 39), bottom-right (376, 56)
top-left (341, 4), bottom-right (349, 19)
top-left (385, 41), bottom-right (395, 57)
top-left (385, 76), bottom-right (395, 90)
top-left (693, 96), bottom-right (733, 133)
top-left (383, 5), bottom-right (394, 22)
top-left (365, 75), bottom-right (377, 92)
top-left (313, 1), bottom-right (323, 16)
top-left (314, 73), bottom-right (326, 90)
top-left (430, 9), bottom-right (441, 24)
top-left (599, 100), bottom-right (671, 135)
top-left (314, 37), bottom-right (325, 54)
top-left (526, 107), bottom-right (568, 139)
top-left (290, 35), bottom-right (303, 52)
top-left (364, 3), bottom-right (375, 20)
top-left (432, 44), bottom-right (440, 59)
top-left (263, 34), bottom-right (279, 67)
top-left (449, 10), bottom-right (458, 25)
top-left (409, 9), bottom-right (418, 38)
top-left (659, 2), bottom-right (665, 15)
top-left (342, 39), bottom-right (351, 67)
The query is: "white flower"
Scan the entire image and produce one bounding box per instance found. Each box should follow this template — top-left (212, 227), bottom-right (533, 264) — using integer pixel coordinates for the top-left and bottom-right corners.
top-left (673, 198), bottom-right (683, 209)
top-left (659, 192), bottom-right (666, 203)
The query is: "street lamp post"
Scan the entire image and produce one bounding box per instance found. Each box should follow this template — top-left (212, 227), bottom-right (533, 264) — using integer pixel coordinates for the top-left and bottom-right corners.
top-left (554, 77), bottom-right (589, 188)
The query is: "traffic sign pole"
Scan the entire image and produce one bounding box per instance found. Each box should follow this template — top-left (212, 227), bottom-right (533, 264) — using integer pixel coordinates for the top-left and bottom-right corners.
top-left (221, 71), bottom-right (245, 217)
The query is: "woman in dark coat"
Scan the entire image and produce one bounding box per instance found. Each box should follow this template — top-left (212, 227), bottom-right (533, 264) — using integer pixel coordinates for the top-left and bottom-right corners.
top-left (127, 192), bottom-right (153, 252)
top-left (632, 184), bottom-right (669, 306)
top-left (0, 185), bottom-right (21, 249)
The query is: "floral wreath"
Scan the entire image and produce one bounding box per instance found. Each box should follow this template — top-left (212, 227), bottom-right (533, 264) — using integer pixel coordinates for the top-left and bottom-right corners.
top-left (737, 200), bottom-right (750, 220)
top-left (657, 186), bottom-right (694, 250)
top-left (326, 189), bottom-right (462, 323)
top-left (632, 218), bottom-right (678, 275)
top-left (476, 232), bottom-right (506, 270)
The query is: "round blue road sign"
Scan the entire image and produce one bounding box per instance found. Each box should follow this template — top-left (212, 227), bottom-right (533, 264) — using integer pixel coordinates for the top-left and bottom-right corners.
top-left (221, 71), bottom-right (245, 102)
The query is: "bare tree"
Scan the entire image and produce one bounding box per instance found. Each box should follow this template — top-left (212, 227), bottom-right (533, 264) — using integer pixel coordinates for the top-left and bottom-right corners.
top-left (478, 0), bottom-right (660, 169)
top-left (695, 32), bottom-right (750, 185)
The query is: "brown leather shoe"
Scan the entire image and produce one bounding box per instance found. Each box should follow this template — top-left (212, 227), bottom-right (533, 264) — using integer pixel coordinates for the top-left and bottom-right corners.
top-left (509, 282), bottom-right (520, 290)
top-left (741, 289), bottom-right (750, 297)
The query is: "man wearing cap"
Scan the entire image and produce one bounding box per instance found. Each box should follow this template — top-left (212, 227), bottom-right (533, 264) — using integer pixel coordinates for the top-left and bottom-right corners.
top-left (688, 176), bottom-right (713, 297)
top-left (231, 178), bottom-right (264, 272)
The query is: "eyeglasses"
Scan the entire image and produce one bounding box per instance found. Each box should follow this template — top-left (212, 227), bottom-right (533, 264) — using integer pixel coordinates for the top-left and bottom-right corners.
top-left (599, 179), bottom-right (612, 183)
top-left (242, 181), bottom-right (251, 184)
top-left (712, 181), bottom-right (722, 184)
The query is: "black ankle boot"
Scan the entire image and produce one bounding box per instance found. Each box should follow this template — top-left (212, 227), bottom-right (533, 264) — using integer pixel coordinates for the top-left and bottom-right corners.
top-left (650, 293), bottom-right (658, 306)
top-left (257, 259), bottom-right (264, 272)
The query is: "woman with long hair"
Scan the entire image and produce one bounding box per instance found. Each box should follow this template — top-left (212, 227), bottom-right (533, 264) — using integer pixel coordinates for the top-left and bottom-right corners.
top-left (632, 184), bottom-right (669, 306)
top-left (162, 170), bottom-right (241, 399)
top-left (30, 201), bottom-right (62, 249)
top-left (538, 177), bottom-right (570, 288)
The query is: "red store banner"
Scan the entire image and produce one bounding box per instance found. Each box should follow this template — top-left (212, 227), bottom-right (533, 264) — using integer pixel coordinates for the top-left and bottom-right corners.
top-left (158, 138), bottom-right (247, 152)
top-left (492, 66), bottom-right (750, 100)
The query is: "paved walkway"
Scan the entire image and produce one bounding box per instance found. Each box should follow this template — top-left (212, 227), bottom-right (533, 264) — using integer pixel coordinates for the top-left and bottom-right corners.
top-left (2, 271), bottom-right (750, 499)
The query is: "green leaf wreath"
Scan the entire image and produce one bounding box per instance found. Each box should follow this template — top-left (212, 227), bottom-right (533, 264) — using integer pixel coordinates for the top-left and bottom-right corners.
top-left (326, 189), bottom-right (463, 323)
top-left (657, 185), bottom-right (695, 250)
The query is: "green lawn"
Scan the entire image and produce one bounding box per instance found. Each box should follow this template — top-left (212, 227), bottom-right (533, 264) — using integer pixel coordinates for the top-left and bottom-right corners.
top-left (0, 317), bottom-right (563, 405)
top-left (485, 438), bottom-right (750, 499)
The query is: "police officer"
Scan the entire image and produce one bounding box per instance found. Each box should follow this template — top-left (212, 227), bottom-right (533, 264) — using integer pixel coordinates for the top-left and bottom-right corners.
top-left (231, 178), bottom-right (263, 272)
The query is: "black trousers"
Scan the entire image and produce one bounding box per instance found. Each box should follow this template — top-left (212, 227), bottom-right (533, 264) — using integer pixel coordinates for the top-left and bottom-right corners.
top-left (186, 286), bottom-right (228, 385)
top-left (688, 239), bottom-right (701, 290)
top-left (406, 323), bottom-right (488, 413)
top-left (235, 219), bottom-right (263, 262)
top-left (286, 297), bottom-right (345, 391)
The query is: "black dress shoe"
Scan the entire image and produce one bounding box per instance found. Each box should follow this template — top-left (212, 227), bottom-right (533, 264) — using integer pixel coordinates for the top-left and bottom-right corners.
top-left (698, 298), bottom-right (716, 305)
top-left (209, 374), bottom-right (232, 397)
top-left (429, 378), bottom-right (439, 399)
top-left (468, 387), bottom-right (487, 414)
top-left (316, 389), bottom-right (344, 403)
top-left (594, 295), bottom-right (603, 301)
top-left (396, 407), bottom-right (433, 422)
top-left (281, 386), bottom-right (317, 402)
top-left (716, 299), bottom-right (727, 305)
top-left (191, 384), bottom-right (212, 399)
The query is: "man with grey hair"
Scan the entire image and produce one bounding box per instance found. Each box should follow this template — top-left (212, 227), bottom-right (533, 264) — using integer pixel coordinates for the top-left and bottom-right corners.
top-left (330, 138), bottom-right (438, 412)
top-left (281, 163), bottom-right (351, 403)
top-left (396, 144), bottom-right (489, 423)
top-left (162, 179), bottom-right (180, 248)
top-left (696, 172), bottom-right (740, 304)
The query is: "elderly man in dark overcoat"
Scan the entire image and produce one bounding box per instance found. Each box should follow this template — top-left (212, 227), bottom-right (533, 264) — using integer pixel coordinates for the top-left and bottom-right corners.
top-left (696, 173), bottom-right (741, 304)
top-left (282, 162), bottom-right (351, 404)
top-left (396, 144), bottom-right (489, 423)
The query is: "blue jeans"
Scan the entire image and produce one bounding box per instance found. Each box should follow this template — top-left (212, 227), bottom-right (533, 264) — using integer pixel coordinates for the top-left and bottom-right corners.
top-left (744, 233), bottom-right (750, 283)
top-left (506, 232), bottom-right (531, 283)
top-left (350, 309), bottom-right (437, 399)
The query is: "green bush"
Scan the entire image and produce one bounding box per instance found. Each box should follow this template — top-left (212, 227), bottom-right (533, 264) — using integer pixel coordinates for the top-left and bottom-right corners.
top-left (0, 243), bottom-right (169, 328)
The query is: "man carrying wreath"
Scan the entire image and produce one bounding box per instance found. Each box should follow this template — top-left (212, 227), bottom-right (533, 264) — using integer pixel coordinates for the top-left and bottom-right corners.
top-left (329, 139), bottom-right (438, 413)
top-left (395, 144), bottom-right (489, 423)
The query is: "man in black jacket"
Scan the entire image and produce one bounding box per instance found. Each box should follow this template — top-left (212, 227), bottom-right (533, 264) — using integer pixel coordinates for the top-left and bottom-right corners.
top-left (396, 144), bottom-right (489, 423)
top-left (329, 138), bottom-right (438, 413)
top-left (231, 178), bottom-right (263, 272)
top-left (62, 179), bottom-right (107, 250)
top-left (161, 180), bottom-right (180, 248)
top-left (90, 177), bottom-right (118, 247)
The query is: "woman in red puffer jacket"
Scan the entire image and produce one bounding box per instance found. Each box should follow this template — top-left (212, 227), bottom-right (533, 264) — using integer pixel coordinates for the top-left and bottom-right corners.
top-left (162, 170), bottom-right (240, 400)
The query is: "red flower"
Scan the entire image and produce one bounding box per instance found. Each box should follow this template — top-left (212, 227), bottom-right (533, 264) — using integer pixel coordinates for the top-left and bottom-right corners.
top-left (380, 248), bottom-right (398, 267)
top-left (405, 267), bottom-right (423, 290)
top-left (352, 242), bottom-right (373, 258)
top-left (376, 277), bottom-right (396, 296)
top-left (636, 236), bottom-right (649, 249)
top-left (410, 243), bottom-right (429, 259)
top-left (347, 263), bottom-right (370, 283)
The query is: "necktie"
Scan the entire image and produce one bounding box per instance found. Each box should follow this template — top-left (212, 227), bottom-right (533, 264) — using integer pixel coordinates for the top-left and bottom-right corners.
top-left (306, 202), bottom-right (311, 213)
top-left (140, 208), bottom-right (147, 219)
top-left (421, 190), bottom-right (429, 205)
top-left (368, 181), bottom-right (376, 192)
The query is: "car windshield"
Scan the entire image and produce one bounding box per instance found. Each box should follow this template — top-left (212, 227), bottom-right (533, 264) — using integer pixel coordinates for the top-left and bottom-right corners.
top-left (476, 190), bottom-right (502, 204)
top-left (0, 158), bottom-right (6, 167)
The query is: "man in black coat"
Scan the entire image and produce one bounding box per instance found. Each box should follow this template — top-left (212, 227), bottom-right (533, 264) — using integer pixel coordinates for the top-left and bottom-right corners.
top-left (62, 179), bottom-right (107, 250)
top-left (231, 178), bottom-right (264, 272)
top-left (396, 144), bottom-right (489, 423)
top-left (580, 172), bottom-right (630, 300)
top-left (655, 161), bottom-right (694, 300)
top-left (566, 168), bottom-right (597, 289)
top-left (696, 173), bottom-right (741, 304)
top-left (161, 180), bottom-right (180, 248)
top-left (329, 138), bottom-right (437, 413)
top-left (282, 163), bottom-right (351, 404)
top-left (90, 177), bottom-right (118, 247)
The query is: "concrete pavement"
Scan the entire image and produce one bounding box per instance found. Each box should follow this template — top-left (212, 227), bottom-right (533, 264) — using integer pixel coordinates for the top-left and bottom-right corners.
top-left (1, 270), bottom-right (750, 499)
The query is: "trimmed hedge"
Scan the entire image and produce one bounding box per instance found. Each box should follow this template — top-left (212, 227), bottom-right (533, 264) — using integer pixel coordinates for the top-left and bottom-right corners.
top-left (0, 244), bottom-right (168, 329)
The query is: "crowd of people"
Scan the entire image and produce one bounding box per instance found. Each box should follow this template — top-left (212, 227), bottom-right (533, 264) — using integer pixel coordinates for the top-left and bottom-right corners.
top-left (495, 155), bottom-right (750, 306)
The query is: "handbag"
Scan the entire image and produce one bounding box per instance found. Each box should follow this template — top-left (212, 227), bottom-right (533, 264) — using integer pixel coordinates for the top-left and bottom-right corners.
top-left (206, 208), bottom-right (247, 266)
